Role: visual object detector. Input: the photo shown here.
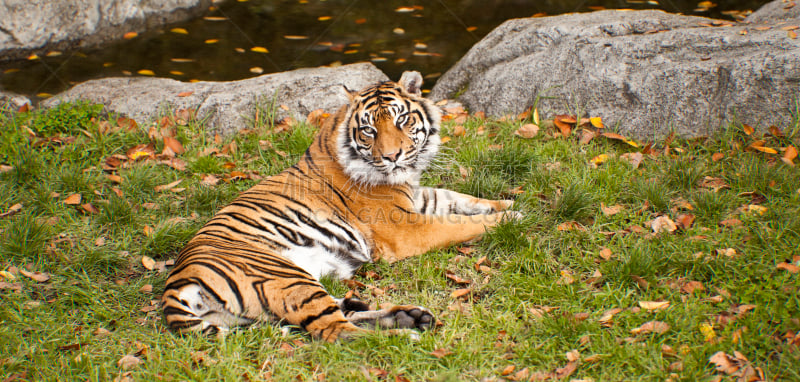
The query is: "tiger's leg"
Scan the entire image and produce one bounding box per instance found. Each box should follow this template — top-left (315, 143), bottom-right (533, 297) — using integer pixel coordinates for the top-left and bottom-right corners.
top-left (336, 298), bottom-right (434, 332)
top-left (413, 187), bottom-right (514, 216)
top-left (372, 211), bottom-right (520, 263)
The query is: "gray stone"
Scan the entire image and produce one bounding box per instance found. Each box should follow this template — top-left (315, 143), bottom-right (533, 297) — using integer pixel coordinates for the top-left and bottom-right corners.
top-left (0, 0), bottom-right (212, 61)
top-left (0, 90), bottom-right (31, 110)
top-left (42, 63), bottom-right (389, 135)
top-left (430, 8), bottom-right (800, 139)
top-left (746, 0), bottom-right (800, 23)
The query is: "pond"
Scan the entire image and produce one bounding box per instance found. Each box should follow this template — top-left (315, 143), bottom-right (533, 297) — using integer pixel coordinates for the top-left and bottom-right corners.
top-left (0, 0), bottom-right (769, 101)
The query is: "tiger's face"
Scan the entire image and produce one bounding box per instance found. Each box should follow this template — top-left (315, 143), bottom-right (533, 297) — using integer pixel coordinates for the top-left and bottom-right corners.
top-left (338, 71), bottom-right (441, 186)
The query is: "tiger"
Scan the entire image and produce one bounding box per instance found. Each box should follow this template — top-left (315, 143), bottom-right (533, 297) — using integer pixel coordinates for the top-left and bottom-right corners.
top-left (162, 71), bottom-right (519, 341)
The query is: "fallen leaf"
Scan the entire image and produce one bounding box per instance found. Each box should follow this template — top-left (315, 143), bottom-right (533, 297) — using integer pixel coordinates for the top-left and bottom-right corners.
top-left (163, 137), bottom-right (185, 155)
top-left (141, 256), bottom-right (156, 270)
top-left (620, 152), bottom-right (644, 168)
top-left (123, 32), bottom-right (138, 39)
top-left (500, 365), bottom-right (515, 376)
top-left (139, 284), bottom-right (153, 294)
top-left (19, 269), bottom-right (51, 283)
top-left (600, 203), bottom-right (623, 216)
top-left (631, 321), bottom-right (670, 335)
top-left (680, 281), bottom-right (705, 294)
top-left (445, 271), bottom-right (470, 285)
top-left (590, 116), bottom-right (604, 128)
top-left (712, 152), bottom-right (725, 161)
top-left (514, 123), bottom-right (539, 138)
top-left (154, 179), bottom-right (183, 192)
top-left (651, 216), bottom-right (677, 233)
top-left (93, 327), bottom-right (112, 337)
top-left (451, 288), bottom-right (471, 299)
top-left (784, 145), bottom-right (798, 161)
top-left (719, 218), bottom-right (742, 228)
top-left (700, 322), bottom-right (717, 342)
top-left (590, 154), bottom-right (610, 165)
top-left (555, 361), bottom-right (577, 379)
top-left (598, 247), bottom-right (613, 260)
top-left (742, 124), bottom-right (754, 135)
top-left (709, 351), bottom-right (742, 375)
top-left (0, 203), bottom-right (23, 218)
top-left (431, 348), bottom-right (453, 359)
top-left (126, 143), bottom-right (155, 161)
top-left (777, 261), bottom-right (800, 273)
top-left (598, 308), bottom-right (623, 326)
top-left (639, 301), bottom-right (670, 310)
top-left (81, 203), bottom-right (99, 214)
top-left (64, 194), bottom-right (82, 205)
top-left (118, 355), bottom-right (142, 370)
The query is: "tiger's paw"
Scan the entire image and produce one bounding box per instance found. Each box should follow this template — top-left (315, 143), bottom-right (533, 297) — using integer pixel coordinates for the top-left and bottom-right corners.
top-left (346, 305), bottom-right (434, 332)
top-left (379, 305), bottom-right (434, 331)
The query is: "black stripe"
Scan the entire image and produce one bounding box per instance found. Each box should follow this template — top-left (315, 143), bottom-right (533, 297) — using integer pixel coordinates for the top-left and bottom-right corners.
top-left (421, 189), bottom-right (429, 213)
top-left (281, 280), bottom-right (322, 290)
top-left (164, 306), bottom-right (195, 317)
top-left (300, 305), bottom-right (340, 330)
top-left (298, 291), bottom-right (329, 309)
top-left (170, 319), bottom-right (203, 330)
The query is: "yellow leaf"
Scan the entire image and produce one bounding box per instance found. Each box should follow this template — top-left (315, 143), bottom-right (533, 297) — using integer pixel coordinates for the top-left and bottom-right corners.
top-left (205, 39), bottom-right (219, 44)
top-left (533, 108), bottom-right (540, 125)
top-left (699, 323), bottom-right (716, 342)
top-left (170, 28), bottom-right (188, 34)
top-left (284, 35), bottom-right (309, 40)
top-left (747, 204), bottom-right (767, 216)
top-left (590, 116), bottom-right (604, 128)
top-left (742, 124), bottom-right (754, 135)
top-left (590, 154), bottom-right (609, 165)
top-left (639, 301), bottom-right (670, 310)
top-left (137, 69), bottom-right (155, 76)
top-left (251, 46), bottom-right (269, 53)
top-left (123, 32), bottom-right (138, 39)
top-left (751, 145), bottom-right (778, 154)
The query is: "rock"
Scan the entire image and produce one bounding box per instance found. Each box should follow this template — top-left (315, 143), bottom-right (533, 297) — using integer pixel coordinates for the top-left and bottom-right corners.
top-left (0, 0), bottom-right (212, 61)
top-left (430, 8), bottom-right (800, 139)
top-left (42, 63), bottom-right (389, 136)
top-left (745, 0), bottom-right (800, 23)
top-left (0, 91), bottom-right (31, 110)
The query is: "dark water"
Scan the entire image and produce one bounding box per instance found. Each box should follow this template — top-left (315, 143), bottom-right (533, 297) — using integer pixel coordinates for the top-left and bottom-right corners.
top-left (0, 0), bottom-right (768, 101)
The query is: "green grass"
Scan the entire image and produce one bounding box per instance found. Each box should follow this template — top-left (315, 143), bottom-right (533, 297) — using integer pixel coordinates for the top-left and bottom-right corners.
top-left (1, 103), bottom-right (800, 381)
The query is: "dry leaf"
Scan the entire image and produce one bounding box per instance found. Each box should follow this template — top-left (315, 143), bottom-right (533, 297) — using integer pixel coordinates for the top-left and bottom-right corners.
top-left (712, 152), bottom-right (725, 161)
top-left (500, 365), bottom-right (515, 376)
top-left (651, 216), bottom-right (677, 233)
top-left (590, 116), bottom-right (604, 128)
top-left (431, 348), bottom-right (453, 359)
top-left (598, 247), bottom-right (613, 260)
top-left (600, 203), bottom-right (623, 216)
top-left (590, 154), bottom-right (610, 165)
top-left (620, 152), bottom-right (644, 168)
top-left (154, 179), bottom-right (183, 192)
top-left (64, 194), bottom-right (82, 205)
top-left (451, 288), bottom-right (471, 299)
top-left (445, 271), bottom-right (470, 285)
top-left (118, 355), bottom-right (142, 370)
top-left (139, 284), bottom-right (153, 294)
top-left (675, 213), bottom-right (695, 229)
top-left (93, 327), bottom-right (112, 337)
top-left (639, 301), bottom-right (670, 310)
top-left (141, 256), bottom-right (156, 270)
top-left (514, 123), bottom-right (539, 138)
top-left (163, 137), bottom-right (185, 155)
top-left (19, 269), bottom-right (51, 283)
top-left (0, 203), bottom-right (23, 218)
top-left (777, 261), bottom-right (799, 273)
top-left (631, 321), bottom-right (670, 335)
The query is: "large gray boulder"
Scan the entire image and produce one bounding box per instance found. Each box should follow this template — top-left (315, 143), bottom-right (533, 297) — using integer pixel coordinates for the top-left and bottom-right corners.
top-left (42, 63), bottom-right (389, 135)
top-left (0, 0), bottom-right (212, 61)
top-left (430, 5), bottom-right (800, 139)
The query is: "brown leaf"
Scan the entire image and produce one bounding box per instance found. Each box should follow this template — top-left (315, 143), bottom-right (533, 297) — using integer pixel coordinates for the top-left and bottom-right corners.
top-left (0, 281), bottom-right (23, 293)
top-left (0, 203), bottom-right (23, 218)
top-left (600, 203), bottom-right (623, 216)
top-left (631, 321), bottom-right (670, 335)
top-left (777, 261), bottom-right (800, 273)
top-left (699, 176), bottom-right (729, 192)
top-left (306, 109), bottom-right (328, 127)
top-left (118, 355), bottom-right (143, 370)
top-left (177, 91), bottom-right (194, 97)
top-left (784, 145), bottom-right (798, 161)
top-left (154, 179), bottom-right (183, 192)
top-left (680, 280), bottom-right (705, 294)
top-left (163, 137), bottom-right (185, 155)
top-left (141, 256), bottom-right (156, 270)
top-left (620, 152), bottom-right (644, 168)
top-left (126, 143), bottom-right (155, 161)
top-left (676, 213), bottom-right (695, 229)
top-left (500, 365), bottom-right (515, 376)
top-left (93, 327), bottom-right (112, 337)
top-left (431, 348), bottom-right (453, 359)
top-left (719, 218), bottom-right (742, 228)
top-left (651, 216), bottom-right (677, 234)
top-left (553, 118), bottom-right (572, 137)
top-left (81, 203), bottom-right (99, 214)
top-left (709, 351), bottom-right (743, 375)
top-left (712, 152), bottom-right (725, 162)
top-left (139, 284), bottom-right (153, 294)
top-left (514, 123), bottom-right (539, 138)
top-left (631, 275), bottom-right (649, 289)
top-left (64, 193), bottom-right (82, 205)
top-left (598, 247), bottom-right (613, 260)
top-left (451, 288), bottom-right (471, 299)
top-left (201, 174), bottom-right (220, 186)
top-left (445, 271), bottom-right (470, 285)
top-left (19, 269), bottom-right (51, 283)
top-left (555, 361), bottom-right (577, 379)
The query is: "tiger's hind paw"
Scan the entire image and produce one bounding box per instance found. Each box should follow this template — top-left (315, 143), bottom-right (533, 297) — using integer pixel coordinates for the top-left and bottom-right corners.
top-left (347, 305), bottom-right (434, 331)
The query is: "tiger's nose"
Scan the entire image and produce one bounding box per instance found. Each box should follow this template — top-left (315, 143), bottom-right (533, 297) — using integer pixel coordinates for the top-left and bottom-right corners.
top-left (382, 150), bottom-right (401, 162)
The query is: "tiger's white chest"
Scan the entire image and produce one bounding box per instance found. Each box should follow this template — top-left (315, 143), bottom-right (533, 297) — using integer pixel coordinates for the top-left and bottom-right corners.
top-left (281, 244), bottom-right (363, 280)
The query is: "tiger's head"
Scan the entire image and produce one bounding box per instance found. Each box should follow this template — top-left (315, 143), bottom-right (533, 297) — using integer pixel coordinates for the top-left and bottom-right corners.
top-left (337, 71), bottom-right (441, 186)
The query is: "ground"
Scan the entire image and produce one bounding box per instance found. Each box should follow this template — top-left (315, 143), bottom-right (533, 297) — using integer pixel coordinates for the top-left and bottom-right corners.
top-left (0, 101), bottom-right (799, 381)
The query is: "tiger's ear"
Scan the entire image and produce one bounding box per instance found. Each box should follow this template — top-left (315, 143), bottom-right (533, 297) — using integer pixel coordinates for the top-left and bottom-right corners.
top-left (398, 71), bottom-right (423, 97)
top-left (342, 84), bottom-right (357, 100)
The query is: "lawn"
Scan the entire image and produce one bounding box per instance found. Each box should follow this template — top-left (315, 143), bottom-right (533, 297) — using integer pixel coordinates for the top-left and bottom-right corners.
top-left (1, 100), bottom-right (799, 381)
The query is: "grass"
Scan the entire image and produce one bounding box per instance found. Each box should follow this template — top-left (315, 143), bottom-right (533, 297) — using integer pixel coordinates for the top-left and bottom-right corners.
top-left (1, 101), bottom-right (799, 381)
